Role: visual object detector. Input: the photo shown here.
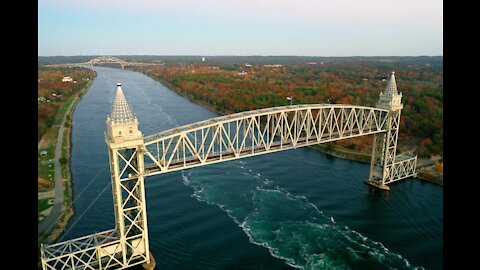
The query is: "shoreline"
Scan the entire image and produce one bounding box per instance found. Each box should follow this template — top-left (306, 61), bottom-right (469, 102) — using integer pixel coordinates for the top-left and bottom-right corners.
top-left (134, 68), bottom-right (443, 187)
top-left (39, 72), bottom-right (96, 244)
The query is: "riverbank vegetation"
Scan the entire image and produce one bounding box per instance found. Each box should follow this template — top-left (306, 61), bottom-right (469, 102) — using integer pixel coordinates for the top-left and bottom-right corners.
top-left (131, 58), bottom-right (442, 158)
top-left (38, 66), bottom-right (95, 242)
top-left (38, 67), bottom-right (95, 143)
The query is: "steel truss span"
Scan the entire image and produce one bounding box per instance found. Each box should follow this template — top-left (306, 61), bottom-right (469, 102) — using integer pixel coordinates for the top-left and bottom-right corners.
top-left (141, 104), bottom-right (389, 176)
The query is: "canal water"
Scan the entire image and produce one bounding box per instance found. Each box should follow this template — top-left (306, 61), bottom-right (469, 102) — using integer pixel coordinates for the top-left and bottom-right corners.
top-left (61, 67), bottom-right (442, 269)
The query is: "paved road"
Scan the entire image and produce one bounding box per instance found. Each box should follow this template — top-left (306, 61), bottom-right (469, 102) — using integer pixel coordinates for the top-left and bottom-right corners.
top-left (38, 89), bottom-right (87, 238)
top-left (38, 190), bottom-right (55, 200)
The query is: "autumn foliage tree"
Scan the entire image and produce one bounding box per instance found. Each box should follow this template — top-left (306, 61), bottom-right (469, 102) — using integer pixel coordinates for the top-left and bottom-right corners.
top-left (38, 67), bottom-right (95, 142)
top-left (133, 59), bottom-right (443, 158)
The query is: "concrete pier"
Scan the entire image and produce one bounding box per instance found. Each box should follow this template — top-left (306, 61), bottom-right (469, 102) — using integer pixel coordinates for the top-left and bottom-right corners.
top-left (141, 251), bottom-right (156, 270)
top-left (364, 180), bottom-right (390, 190)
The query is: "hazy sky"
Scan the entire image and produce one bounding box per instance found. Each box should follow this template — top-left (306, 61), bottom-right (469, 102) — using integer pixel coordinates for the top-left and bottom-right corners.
top-left (38, 0), bottom-right (443, 56)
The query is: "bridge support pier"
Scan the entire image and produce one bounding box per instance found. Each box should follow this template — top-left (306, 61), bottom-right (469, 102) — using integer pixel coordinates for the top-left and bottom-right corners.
top-left (364, 179), bottom-right (390, 190)
top-left (141, 251), bottom-right (156, 270)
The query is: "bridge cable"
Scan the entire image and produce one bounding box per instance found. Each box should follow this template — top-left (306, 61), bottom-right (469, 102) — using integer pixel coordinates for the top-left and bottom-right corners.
top-left (39, 164), bottom-right (109, 241)
top-left (57, 180), bottom-right (112, 242)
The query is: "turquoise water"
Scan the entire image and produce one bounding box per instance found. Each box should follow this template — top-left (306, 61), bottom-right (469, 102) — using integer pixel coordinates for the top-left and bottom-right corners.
top-left (61, 67), bottom-right (442, 269)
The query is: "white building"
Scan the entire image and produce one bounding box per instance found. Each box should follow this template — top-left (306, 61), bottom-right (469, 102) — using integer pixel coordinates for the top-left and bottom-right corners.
top-left (62, 76), bottom-right (73, 82)
top-left (263, 64), bottom-right (283, 68)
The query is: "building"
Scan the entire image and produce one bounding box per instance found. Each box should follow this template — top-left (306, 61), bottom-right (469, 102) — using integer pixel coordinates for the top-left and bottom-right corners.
top-left (263, 64), bottom-right (283, 68)
top-left (62, 76), bottom-right (73, 82)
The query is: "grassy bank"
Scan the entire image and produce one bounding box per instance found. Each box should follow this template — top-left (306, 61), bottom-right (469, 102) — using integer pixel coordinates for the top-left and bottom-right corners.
top-left (38, 73), bottom-right (96, 244)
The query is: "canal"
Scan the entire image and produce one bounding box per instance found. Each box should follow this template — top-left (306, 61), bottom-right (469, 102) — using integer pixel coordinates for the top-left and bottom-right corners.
top-left (61, 66), bottom-right (442, 269)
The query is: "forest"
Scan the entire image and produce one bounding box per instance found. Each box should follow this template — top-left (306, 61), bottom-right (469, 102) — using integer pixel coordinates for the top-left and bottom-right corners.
top-left (131, 58), bottom-right (442, 158)
top-left (38, 67), bottom-right (95, 142)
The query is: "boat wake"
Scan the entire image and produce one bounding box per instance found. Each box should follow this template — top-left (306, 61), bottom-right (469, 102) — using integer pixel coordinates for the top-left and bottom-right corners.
top-left (180, 162), bottom-right (424, 270)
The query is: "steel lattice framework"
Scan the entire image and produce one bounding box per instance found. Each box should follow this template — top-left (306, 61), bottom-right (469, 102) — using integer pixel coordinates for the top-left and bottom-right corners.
top-left (41, 72), bottom-right (417, 269)
top-left (141, 104), bottom-right (390, 176)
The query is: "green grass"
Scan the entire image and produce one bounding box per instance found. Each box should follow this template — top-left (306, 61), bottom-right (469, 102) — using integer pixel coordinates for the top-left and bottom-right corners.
top-left (38, 162), bottom-right (54, 182)
top-left (38, 146), bottom-right (55, 188)
top-left (38, 145), bottom-right (55, 160)
top-left (53, 96), bottom-right (75, 126)
top-left (38, 199), bottom-right (53, 214)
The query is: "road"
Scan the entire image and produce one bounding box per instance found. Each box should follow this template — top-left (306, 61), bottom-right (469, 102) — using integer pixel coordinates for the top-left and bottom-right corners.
top-left (38, 85), bottom-right (90, 239)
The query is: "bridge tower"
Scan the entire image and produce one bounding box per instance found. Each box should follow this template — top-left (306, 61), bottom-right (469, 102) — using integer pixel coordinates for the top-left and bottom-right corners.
top-left (105, 82), bottom-right (152, 267)
top-left (367, 72), bottom-right (417, 190)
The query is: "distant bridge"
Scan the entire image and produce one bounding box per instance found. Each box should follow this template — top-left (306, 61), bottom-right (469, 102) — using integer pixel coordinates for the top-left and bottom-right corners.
top-left (44, 56), bottom-right (164, 70)
top-left (41, 72), bottom-right (417, 270)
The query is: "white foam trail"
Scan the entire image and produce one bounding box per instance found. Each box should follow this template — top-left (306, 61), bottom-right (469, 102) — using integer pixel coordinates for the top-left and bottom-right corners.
top-left (239, 220), bottom-right (304, 269)
top-left (180, 169), bottom-right (422, 270)
top-left (180, 171), bottom-right (304, 269)
top-left (256, 186), bottom-right (282, 194)
top-left (181, 172), bottom-right (190, 185)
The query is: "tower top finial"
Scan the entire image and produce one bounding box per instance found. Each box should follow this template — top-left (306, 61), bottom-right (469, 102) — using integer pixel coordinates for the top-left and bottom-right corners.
top-left (111, 83), bottom-right (134, 123)
top-left (384, 71), bottom-right (398, 95)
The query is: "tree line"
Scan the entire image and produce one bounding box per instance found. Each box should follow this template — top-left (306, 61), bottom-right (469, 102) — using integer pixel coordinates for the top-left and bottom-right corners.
top-left (132, 60), bottom-right (442, 158)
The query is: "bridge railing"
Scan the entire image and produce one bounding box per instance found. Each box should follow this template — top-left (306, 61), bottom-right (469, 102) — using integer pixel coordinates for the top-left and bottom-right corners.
top-left (41, 229), bottom-right (149, 270)
top-left (141, 104), bottom-right (389, 177)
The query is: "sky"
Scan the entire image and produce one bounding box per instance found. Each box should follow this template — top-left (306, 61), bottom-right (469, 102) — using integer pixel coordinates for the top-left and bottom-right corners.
top-left (38, 0), bottom-right (443, 57)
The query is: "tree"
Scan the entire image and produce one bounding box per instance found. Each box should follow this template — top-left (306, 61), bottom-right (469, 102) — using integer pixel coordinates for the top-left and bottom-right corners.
top-left (59, 157), bottom-right (68, 165)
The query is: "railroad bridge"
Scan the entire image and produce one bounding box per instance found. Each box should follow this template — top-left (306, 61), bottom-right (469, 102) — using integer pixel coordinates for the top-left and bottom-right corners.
top-left (40, 72), bottom-right (417, 269)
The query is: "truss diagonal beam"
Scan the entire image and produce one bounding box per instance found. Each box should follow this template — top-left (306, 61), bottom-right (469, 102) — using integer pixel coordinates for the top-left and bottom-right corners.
top-left (142, 105), bottom-right (389, 177)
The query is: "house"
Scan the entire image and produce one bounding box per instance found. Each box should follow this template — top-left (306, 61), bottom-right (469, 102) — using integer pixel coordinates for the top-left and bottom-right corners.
top-left (62, 76), bottom-right (73, 82)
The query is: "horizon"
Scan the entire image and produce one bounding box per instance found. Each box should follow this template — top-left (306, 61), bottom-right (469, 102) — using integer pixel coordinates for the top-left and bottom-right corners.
top-left (38, 54), bottom-right (443, 58)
